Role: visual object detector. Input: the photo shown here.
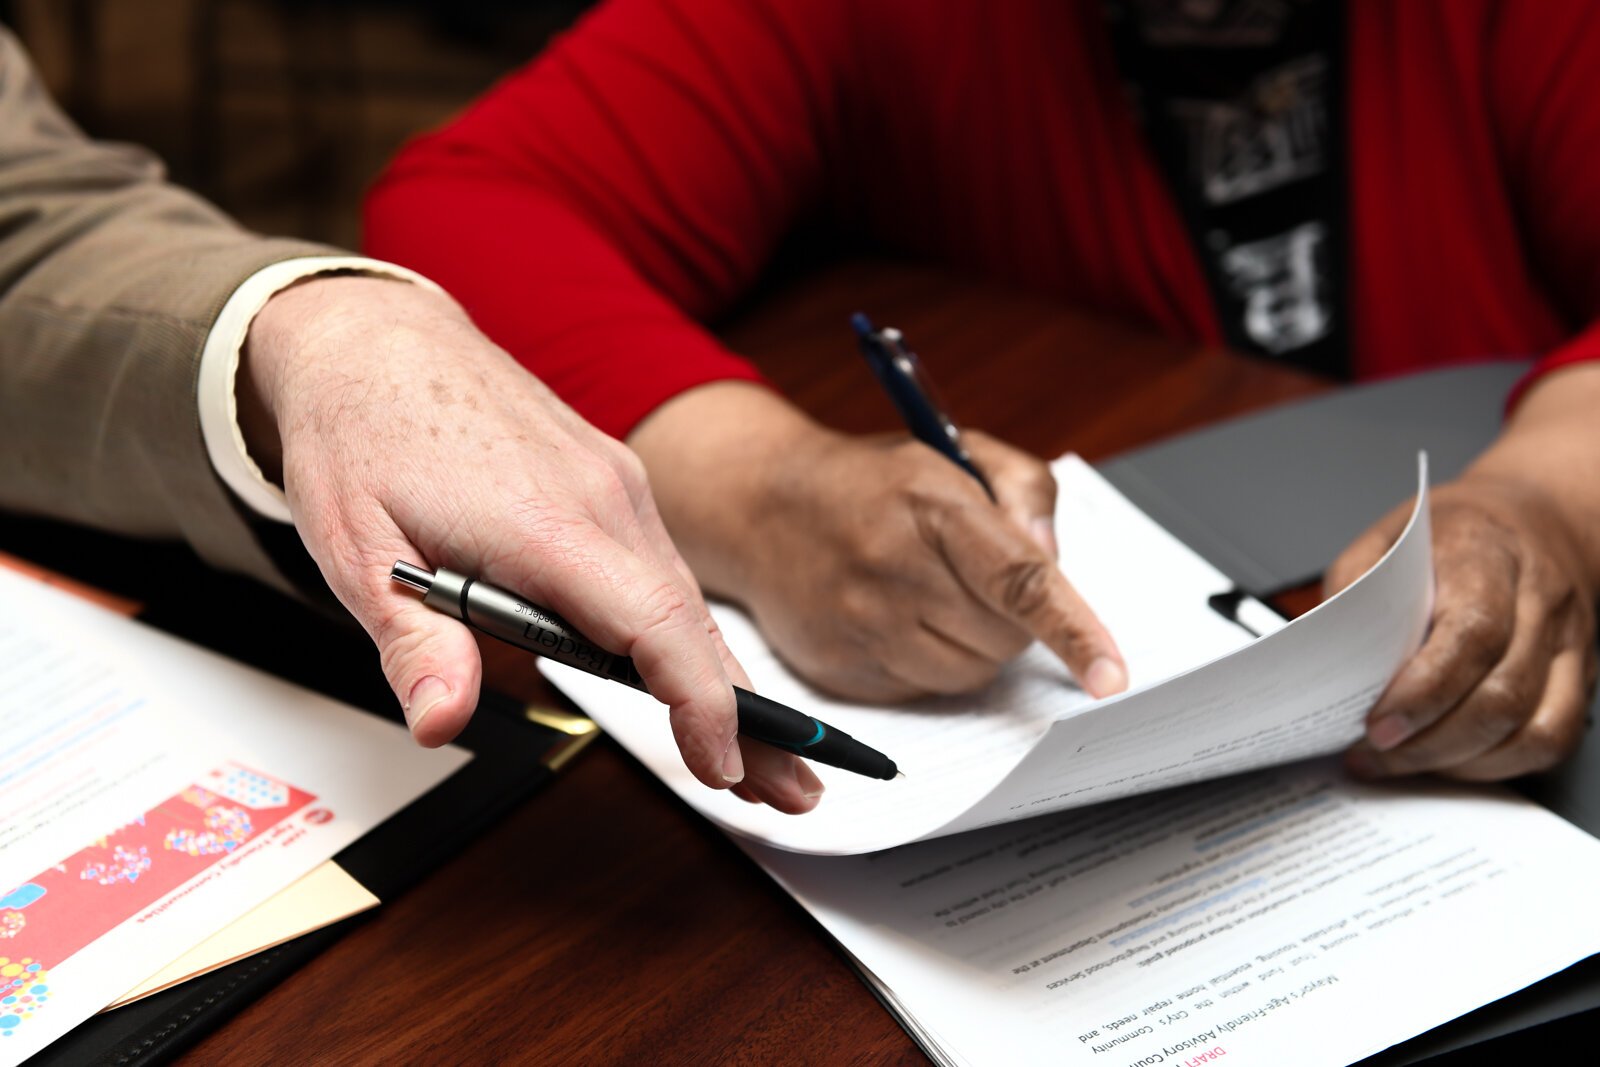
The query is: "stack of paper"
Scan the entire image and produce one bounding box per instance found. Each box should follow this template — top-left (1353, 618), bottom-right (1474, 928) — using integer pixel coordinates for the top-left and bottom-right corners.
top-left (543, 455), bottom-right (1600, 1066)
top-left (0, 568), bottom-right (469, 1063)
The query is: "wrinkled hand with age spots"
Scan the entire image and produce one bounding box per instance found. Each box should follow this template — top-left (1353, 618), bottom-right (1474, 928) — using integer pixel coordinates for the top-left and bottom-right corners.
top-left (238, 276), bottom-right (822, 812)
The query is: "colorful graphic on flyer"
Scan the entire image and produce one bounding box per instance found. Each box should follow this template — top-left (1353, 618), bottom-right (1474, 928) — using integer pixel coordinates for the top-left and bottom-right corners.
top-left (0, 764), bottom-right (318, 1040)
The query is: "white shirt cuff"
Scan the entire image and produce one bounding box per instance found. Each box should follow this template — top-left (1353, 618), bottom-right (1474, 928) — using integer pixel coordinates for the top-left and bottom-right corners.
top-left (197, 256), bottom-right (445, 523)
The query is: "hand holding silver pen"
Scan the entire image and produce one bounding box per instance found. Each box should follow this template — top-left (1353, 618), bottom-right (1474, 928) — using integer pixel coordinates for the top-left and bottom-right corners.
top-left (391, 562), bottom-right (900, 781)
top-left (243, 280), bottom-right (824, 814)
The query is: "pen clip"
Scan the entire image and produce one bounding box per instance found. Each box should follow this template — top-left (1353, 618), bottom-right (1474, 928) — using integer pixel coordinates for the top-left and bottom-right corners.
top-left (851, 313), bottom-right (995, 500)
top-left (877, 329), bottom-right (968, 453)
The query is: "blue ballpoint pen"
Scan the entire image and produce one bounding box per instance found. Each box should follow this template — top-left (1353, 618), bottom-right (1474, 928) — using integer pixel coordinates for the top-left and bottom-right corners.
top-left (850, 313), bottom-right (1280, 641)
top-left (850, 312), bottom-right (996, 501)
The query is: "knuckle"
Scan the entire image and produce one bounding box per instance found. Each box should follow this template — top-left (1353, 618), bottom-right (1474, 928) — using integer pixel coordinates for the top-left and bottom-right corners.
top-left (854, 518), bottom-right (922, 576)
top-left (1026, 462), bottom-right (1058, 499)
top-left (632, 579), bottom-right (695, 641)
top-left (1465, 694), bottom-right (1529, 742)
top-left (994, 558), bottom-right (1053, 619)
top-left (1538, 688), bottom-right (1591, 758)
top-left (504, 528), bottom-right (600, 591)
top-left (1448, 605), bottom-right (1512, 669)
top-left (585, 466), bottom-right (636, 518)
top-left (374, 615), bottom-right (428, 688)
top-left (1470, 677), bottom-right (1535, 738)
top-left (323, 545), bottom-right (401, 623)
top-left (609, 445), bottom-right (651, 498)
top-left (853, 528), bottom-right (899, 573)
top-left (884, 442), bottom-right (928, 483)
top-left (1540, 579), bottom-right (1582, 624)
top-left (367, 593), bottom-right (408, 646)
top-left (699, 611), bottom-right (731, 650)
top-left (1551, 707), bottom-right (1587, 759)
top-left (994, 461), bottom-right (1056, 512)
top-left (838, 583), bottom-right (888, 633)
top-left (1518, 550), bottom-right (1572, 607)
top-left (508, 495), bottom-right (570, 546)
top-left (1521, 721), bottom-right (1580, 771)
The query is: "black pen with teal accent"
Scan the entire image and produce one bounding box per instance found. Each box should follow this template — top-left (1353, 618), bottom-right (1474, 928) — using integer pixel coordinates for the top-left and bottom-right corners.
top-left (389, 561), bottom-right (900, 781)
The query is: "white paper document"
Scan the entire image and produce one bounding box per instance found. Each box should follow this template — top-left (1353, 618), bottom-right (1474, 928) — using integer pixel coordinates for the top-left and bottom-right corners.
top-left (543, 454), bottom-right (1433, 854)
top-left (752, 762), bottom-right (1600, 1067)
top-left (542, 452), bottom-right (1600, 1064)
top-left (0, 568), bottom-right (470, 1063)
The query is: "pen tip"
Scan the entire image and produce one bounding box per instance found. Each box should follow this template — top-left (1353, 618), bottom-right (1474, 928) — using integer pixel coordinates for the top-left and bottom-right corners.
top-left (895, 770), bottom-right (907, 780)
top-left (849, 311), bottom-right (875, 338)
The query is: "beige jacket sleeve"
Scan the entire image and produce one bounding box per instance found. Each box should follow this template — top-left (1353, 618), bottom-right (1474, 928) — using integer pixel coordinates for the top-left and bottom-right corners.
top-left (0, 27), bottom-right (338, 593)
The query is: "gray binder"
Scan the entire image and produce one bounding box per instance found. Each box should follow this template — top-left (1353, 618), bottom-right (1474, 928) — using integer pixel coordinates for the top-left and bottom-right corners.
top-left (1099, 360), bottom-right (1528, 596)
top-left (1097, 359), bottom-right (1600, 1064)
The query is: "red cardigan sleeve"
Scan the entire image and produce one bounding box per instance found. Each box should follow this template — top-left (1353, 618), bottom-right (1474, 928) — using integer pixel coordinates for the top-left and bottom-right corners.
top-left (1489, 1), bottom-right (1600, 409)
top-left (363, 0), bottom-right (855, 439)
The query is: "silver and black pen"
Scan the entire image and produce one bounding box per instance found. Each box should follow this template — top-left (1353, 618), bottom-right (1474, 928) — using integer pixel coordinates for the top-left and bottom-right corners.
top-left (390, 562), bottom-right (900, 781)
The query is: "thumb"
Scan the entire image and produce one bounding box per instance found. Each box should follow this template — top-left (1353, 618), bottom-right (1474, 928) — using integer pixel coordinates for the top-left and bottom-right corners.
top-left (375, 591), bottom-right (484, 747)
top-left (966, 431), bottom-right (1059, 558)
top-left (334, 540), bottom-right (483, 748)
top-left (1324, 500), bottom-right (1412, 600)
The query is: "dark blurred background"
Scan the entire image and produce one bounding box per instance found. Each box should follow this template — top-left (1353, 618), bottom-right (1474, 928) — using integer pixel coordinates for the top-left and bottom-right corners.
top-left (4, 0), bottom-right (592, 249)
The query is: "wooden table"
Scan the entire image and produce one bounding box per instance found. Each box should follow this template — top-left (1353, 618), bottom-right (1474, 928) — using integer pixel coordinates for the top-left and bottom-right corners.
top-left (168, 262), bottom-right (1332, 1065)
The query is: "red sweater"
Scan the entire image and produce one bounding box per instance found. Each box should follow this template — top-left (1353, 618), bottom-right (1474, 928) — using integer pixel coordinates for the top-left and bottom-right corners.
top-left (365, 0), bottom-right (1600, 440)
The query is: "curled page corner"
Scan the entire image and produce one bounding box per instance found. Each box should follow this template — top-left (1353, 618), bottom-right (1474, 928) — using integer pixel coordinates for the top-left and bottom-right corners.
top-left (544, 454), bottom-right (1435, 855)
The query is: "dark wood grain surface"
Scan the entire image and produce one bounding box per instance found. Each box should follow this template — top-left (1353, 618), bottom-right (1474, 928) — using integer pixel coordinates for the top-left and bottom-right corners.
top-left (175, 261), bottom-right (1334, 1066)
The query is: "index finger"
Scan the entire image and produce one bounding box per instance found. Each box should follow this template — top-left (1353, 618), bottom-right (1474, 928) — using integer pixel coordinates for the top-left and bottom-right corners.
top-left (513, 522), bottom-right (743, 791)
top-left (615, 485), bottom-right (756, 692)
top-left (929, 503), bottom-right (1127, 697)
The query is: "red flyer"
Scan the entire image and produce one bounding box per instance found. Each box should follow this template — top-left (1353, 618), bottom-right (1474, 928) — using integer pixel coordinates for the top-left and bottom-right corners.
top-left (0, 764), bottom-right (315, 1041)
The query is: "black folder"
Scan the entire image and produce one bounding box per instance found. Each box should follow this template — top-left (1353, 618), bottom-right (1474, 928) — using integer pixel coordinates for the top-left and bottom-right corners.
top-left (1097, 360), bottom-right (1600, 1066)
top-left (3, 517), bottom-right (590, 1067)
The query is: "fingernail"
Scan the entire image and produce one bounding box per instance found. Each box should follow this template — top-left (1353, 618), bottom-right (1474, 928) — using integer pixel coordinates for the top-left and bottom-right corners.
top-left (404, 675), bottom-right (451, 731)
top-left (1367, 715), bottom-right (1412, 752)
top-left (1085, 657), bottom-right (1127, 697)
top-left (1030, 517), bottom-right (1059, 560)
top-left (796, 761), bottom-right (826, 800)
top-left (721, 736), bottom-right (746, 784)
